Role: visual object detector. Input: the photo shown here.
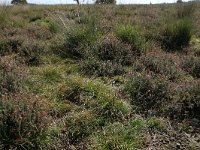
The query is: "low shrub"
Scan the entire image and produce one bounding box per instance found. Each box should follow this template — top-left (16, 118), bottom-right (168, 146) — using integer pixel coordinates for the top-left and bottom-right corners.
top-left (125, 74), bottom-right (169, 113)
top-left (0, 93), bottom-right (49, 149)
top-left (57, 26), bottom-right (100, 59)
top-left (20, 40), bottom-right (45, 66)
top-left (26, 25), bottom-right (52, 40)
top-left (133, 55), bottom-right (180, 80)
top-left (182, 57), bottom-right (200, 78)
top-left (80, 35), bottom-right (138, 77)
top-left (93, 35), bottom-right (134, 65)
top-left (0, 57), bottom-right (26, 94)
top-left (115, 24), bottom-right (146, 55)
top-left (0, 38), bottom-right (23, 56)
top-left (161, 18), bottom-right (192, 50)
top-left (166, 83), bottom-right (200, 120)
top-left (80, 59), bottom-right (124, 77)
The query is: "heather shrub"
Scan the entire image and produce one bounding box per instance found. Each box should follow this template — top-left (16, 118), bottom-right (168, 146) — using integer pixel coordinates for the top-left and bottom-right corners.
top-left (93, 35), bottom-right (134, 65)
top-left (182, 57), bottom-right (200, 78)
top-left (20, 41), bottom-right (45, 66)
top-left (166, 83), bottom-right (200, 120)
top-left (0, 38), bottom-right (23, 56)
top-left (178, 84), bottom-right (200, 120)
top-left (80, 35), bottom-right (137, 77)
top-left (26, 25), bottom-right (52, 40)
top-left (161, 18), bottom-right (192, 50)
top-left (57, 26), bottom-right (100, 59)
top-left (80, 59), bottom-right (124, 77)
top-left (0, 93), bottom-right (49, 149)
top-left (125, 75), bottom-right (169, 113)
top-left (115, 24), bottom-right (146, 55)
top-left (133, 55), bottom-right (180, 80)
top-left (0, 57), bottom-right (26, 93)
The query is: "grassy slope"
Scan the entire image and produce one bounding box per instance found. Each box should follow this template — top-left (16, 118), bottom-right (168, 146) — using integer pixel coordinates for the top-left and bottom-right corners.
top-left (0, 3), bottom-right (200, 150)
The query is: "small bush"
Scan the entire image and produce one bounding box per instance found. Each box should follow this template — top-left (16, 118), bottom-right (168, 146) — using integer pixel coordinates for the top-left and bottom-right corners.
top-left (80, 35), bottom-right (137, 77)
top-left (133, 55), bottom-right (180, 80)
top-left (0, 57), bottom-right (26, 93)
top-left (20, 41), bottom-right (45, 66)
top-left (115, 24), bottom-right (146, 55)
top-left (161, 18), bottom-right (192, 50)
top-left (57, 26), bottom-right (99, 59)
top-left (0, 93), bottom-right (49, 149)
top-left (0, 38), bottom-right (23, 56)
top-left (167, 83), bottom-right (200, 120)
top-left (182, 57), bottom-right (200, 78)
top-left (179, 84), bottom-right (200, 120)
top-left (81, 59), bottom-right (124, 77)
top-left (26, 25), bottom-right (52, 40)
top-left (93, 35), bottom-right (134, 65)
top-left (125, 75), bottom-right (169, 113)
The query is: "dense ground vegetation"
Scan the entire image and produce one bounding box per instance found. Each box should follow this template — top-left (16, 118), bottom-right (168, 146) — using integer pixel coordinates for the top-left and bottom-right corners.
top-left (0, 3), bottom-right (200, 149)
